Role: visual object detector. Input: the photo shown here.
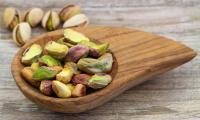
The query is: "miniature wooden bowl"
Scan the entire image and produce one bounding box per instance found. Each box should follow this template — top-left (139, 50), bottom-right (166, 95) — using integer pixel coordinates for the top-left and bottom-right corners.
top-left (11, 26), bottom-right (197, 113)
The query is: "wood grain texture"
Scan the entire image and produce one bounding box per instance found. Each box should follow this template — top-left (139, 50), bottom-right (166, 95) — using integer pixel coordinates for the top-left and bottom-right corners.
top-left (1, 0), bottom-right (200, 119)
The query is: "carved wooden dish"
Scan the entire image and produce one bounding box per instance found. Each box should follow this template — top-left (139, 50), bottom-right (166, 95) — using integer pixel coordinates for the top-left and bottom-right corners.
top-left (11, 26), bottom-right (197, 113)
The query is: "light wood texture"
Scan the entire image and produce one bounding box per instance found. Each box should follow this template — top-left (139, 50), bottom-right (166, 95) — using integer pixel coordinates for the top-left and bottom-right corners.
top-left (1, 0), bottom-right (200, 119)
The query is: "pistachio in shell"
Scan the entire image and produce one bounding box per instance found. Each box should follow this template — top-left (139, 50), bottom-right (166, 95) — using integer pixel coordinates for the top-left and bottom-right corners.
top-left (12, 22), bottom-right (32, 46)
top-left (40, 80), bottom-right (54, 96)
top-left (52, 80), bottom-right (72, 98)
top-left (64, 29), bottom-right (90, 44)
top-left (39, 55), bottom-right (62, 67)
top-left (63, 14), bottom-right (89, 28)
top-left (21, 44), bottom-right (42, 65)
top-left (3, 7), bottom-right (22, 30)
top-left (44, 41), bottom-right (68, 59)
top-left (42, 10), bottom-right (60, 31)
top-left (56, 67), bottom-right (74, 84)
top-left (88, 73), bottom-right (112, 89)
top-left (24, 8), bottom-right (44, 27)
top-left (59, 4), bottom-right (81, 22)
top-left (72, 84), bottom-right (86, 97)
top-left (72, 74), bottom-right (91, 86)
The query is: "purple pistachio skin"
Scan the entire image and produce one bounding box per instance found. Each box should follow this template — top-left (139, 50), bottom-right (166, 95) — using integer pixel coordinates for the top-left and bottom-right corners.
top-left (72, 74), bottom-right (91, 86)
top-left (89, 48), bottom-right (100, 58)
top-left (40, 80), bottom-right (54, 96)
top-left (66, 45), bottom-right (89, 63)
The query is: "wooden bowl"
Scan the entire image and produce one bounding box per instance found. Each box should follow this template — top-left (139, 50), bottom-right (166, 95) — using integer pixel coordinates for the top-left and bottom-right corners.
top-left (11, 26), bottom-right (197, 113)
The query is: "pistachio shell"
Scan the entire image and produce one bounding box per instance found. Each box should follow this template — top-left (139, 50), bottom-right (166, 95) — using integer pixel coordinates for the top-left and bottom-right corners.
top-left (12, 22), bottom-right (31, 46)
top-left (39, 55), bottom-right (62, 67)
top-left (56, 67), bottom-right (74, 84)
top-left (3, 7), bottom-right (21, 29)
top-left (64, 29), bottom-right (90, 44)
top-left (21, 44), bottom-right (42, 65)
top-left (24, 8), bottom-right (44, 27)
top-left (72, 84), bottom-right (86, 97)
top-left (42, 10), bottom-right (60, 31)
top-left (59, 4), bottom-right (81, 22)
top-left (52, 81), bottom-right (72, 98)
top-left (63, 14), bottom-right (89, 28)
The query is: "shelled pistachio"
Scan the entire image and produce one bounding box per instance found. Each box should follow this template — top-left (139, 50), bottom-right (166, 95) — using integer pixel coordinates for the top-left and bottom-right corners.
top-left (63, 14), bottom-right (89, 28)
top-left (24, 8), bottom-right (44, 27)
top-left (56, 67), bottom-right (74, 84)
top-left (52, 81), bottom-right (72, 98)
top-left (40, 80), bottom-right (54, 96)
top-left (72, 74), bottom-right (91, 86)
top-left (31, 62), bottom-right (40, 71)
top-left (64, 62), bottom-right (80, 74)
top-left (12, 22), bottom-right (31, 46)
top-left (39, 55), bottom-right (62, 67)
top-left (72, 84), bottom-right (86, 97)
top-left (3, 7), bottom-right (22, 30)
top-left (57, 37), bottom-right (75, 48)
top-left (66, 83), bottom-right (75, 91)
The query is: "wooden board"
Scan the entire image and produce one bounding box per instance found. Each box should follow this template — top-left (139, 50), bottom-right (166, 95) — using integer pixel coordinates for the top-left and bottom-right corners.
top-left (1, 0), bottom-right (200, 119)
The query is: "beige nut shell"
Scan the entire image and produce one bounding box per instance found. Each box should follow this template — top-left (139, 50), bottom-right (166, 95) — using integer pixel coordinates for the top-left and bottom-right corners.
top-left (63, 14), bottom-right (89, 28)
top-left (25, 8), bottom-right (44, 27)
top-left (42, 10), bottom-right (60, 30)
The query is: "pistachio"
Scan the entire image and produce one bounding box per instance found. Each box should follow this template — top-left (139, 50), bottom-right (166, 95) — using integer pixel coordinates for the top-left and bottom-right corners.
top-left (3, 7), bottom-right (21, 30)
top-left (31, 62), bottom-right (40, 71)
top-left (88, 73), bottom-right (112, 89)
top-left (79, 41), bottom-right (109, 58)
top-left (42, 10), bottom-right (60, 31)
top-left (24, 8), bottom-right (44, 27)
top-left (56, 67), bottom-right (74, 84)
top-left (44, 41), bottom-right (68, 59)
top-left (12, 22), bottom-right (32, 46)
top-left (72, 74), bottom-right (91, 86)
top-left (40, 80), bottom-right (54, 96)
top-left (21, 67), bottom-right (40, 87)
top-left (64, 29), bottom-right (90, 44)
top-left (59, 4), bottom-right (81, 22)
top-left (66, 83), bottom-right (75, 91)
top-left (64, 62), bottom-right (80, 74)
top-left (51, 66), bottom-right (63, 73)
top-left (63, 14), bottom-right (89, 28)
top-left (72, 84), bottom-right (86, 97)
top-left (57, 37), bottom-right (75, 48)
top-left (21, 44), bottom-right (42, 65)
top-left (77, 53), bottom-right (113, 74)
top-left (52, 80), bottom-right (71, 98)
top-left (39, 55), bottom-right (62, 67)
top-left (32, 66), bottom-right (58, 81)
top-left (65, 45), bottom-right (89, 63)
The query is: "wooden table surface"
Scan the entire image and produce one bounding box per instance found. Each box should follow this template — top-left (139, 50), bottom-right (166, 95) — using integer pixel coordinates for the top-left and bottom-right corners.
top-left (0, 0), bottom-right (200, 120)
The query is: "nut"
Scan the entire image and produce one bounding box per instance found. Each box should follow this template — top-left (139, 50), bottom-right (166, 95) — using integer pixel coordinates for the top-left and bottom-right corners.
top-left (51, 66), bottom-right (63, 73)
top-left (44, 41), bottom-right (68, 59)
top-left (57, 37), bottom-right (75, 48)
top-left (63, 14), bottom-right (89, 28)
top-left (40, 80), bottom-right (54, 96)
top-left (52, 80), bottom-right (72, 98)
top-left (3, 7), bottom-right (22, 30)
top-left (32, 66), bottom-right (58, 81)
top-left (64, 62), bottom-right (80, 74)
top-left (77, 53), bottom-right (113, 74)
top-left (72, 84), bottom-right (86, 97)
top-left (65, 45), bottom-right (89, 63)
top-left (59, 4), bottom-right (81, 22)
top-left (42, 10), bottom-right (60, 31)
top-left (21, 44), bottom-right (42, 65)
top-left (24, 8), bottom-right (44, 27)
top-left (72, 74), bottom-right (91, 86)
top-left (88, 73), bottom-right (112, 89)
top-left (31, 62), bottom-right (40, 71)
top-left (66, 83), bottom-right (75, 91)
top-left (12, 22), bottom-right (32, 46)
top-left (79, 41), bottom-right (109, 58)
top-left (39, 55), bottom-right (62, 67)
top-left (56, 67), bottom-right (74, 84)
top-left (64, 29), bottom-right (90, 44)
top-left (21, 67), bottom-right (40, 87)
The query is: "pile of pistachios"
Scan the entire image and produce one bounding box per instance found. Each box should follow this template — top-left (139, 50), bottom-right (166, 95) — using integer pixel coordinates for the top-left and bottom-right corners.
top-left (3, 4), bottom-right (89, 46)
top-left (21, 29), bottom-right (113, 98)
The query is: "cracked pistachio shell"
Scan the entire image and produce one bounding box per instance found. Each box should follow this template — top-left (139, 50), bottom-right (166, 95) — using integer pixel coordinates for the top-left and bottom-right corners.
top-left (21, 67), bottom-right (40, 87)
top-left (57, 37), bottom-right (75, 48)
top-left (12, 22), bottom-right (32, 46)
top-left (72, 84), bottom-right (86, 97)
top-left (44, 41), bottom-right (68, 59)
top-left (42, 10), bottom-right (60, 31)
top-left (88, 73), bottom-right (112, 89)
top-left (56, 67), bottom-right (74, 84)
top-left (64, 29), bottom-right (90, 44)
top-left (72, 74), bottom-right (91, 86)
top-left (66, 45), bottom-right (89, 63)
top-left (63, 14), bottom-right (89, 28)
top-left (40, 80), bottom-right (54, 96)
top-left (52, 81), bottom-right (72, 98)
top-left (3, 7), bottom-right (22, 30)
top-left (77, 53), bottom-right (113, 74)
top-left (39, 55), bottom-right (62, 67)
top-left (79, 41), bottom-right (109, 58)
top-left (21, 44), bottom-right (42, 65)
top-left (31, 62), bottom-right (40, 71)
top-left (64, 62), bottom-right (80, 74)
top-left (59, 4), bottom-right (81, 22)
top-left (24, 8), bottom-right (44, 27)
top-left (32, 66), bottom-right (58, 81)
